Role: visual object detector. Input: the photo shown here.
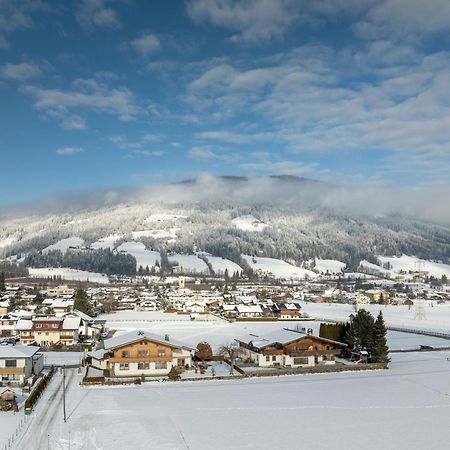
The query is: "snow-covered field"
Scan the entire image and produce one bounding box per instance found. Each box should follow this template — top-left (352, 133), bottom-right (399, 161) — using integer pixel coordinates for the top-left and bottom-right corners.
top-left (243, 255), bottom-right (317, 280)
top-left (43, 237), bottom-right (84, 253)
top-left (10, 350), bottom-right (450, 450)
top-left (91, 234), bottom-right (123, 250)
top-left (377, 254), bottom-right (450, 278)
top-left (314, 258), bottom-right (346, 274)
top-left (302, 301), bottom-right (450, 334)
top-left (203, 255), bottom-right (243, 275)
top-left (232, 214), bottom-right (269, 232)
top-left (132, 229), bottom-right (178, 241)
top-left (168, 254), bottom-right (210, 274)
top-left (117, 241), bottom-right (160, 270)
top-left (28, 267), bottom-right (109, 284)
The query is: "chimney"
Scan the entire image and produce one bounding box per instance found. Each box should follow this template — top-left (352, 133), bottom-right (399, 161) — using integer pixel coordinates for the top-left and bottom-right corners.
top-left (164, 334), bottom-right (170, 342)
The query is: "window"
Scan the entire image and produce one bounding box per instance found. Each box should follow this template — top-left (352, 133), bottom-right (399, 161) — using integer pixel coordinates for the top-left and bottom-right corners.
top-left (272, 356), bottom-right (276, 361)
top-left (158, 349), bottom-right (166, 357)
top-left (119, 363), bottom-right (129, 370)
top-left (5, 360), bottom-right (17, 367)
top-left (137, 350), bottom-right (149, 357)
top-left (155, 361), bottom-right (167, 370)
top-left (265, 356), bottom-right (270, 362)
top-left (138, 362), bottom-right (150, 370)
top-left (121, 351), bottom-right (129, 358)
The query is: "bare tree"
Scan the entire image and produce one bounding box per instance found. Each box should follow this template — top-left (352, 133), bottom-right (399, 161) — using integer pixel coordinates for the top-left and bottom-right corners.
top-left (219, 342), bottom-right (243, 375)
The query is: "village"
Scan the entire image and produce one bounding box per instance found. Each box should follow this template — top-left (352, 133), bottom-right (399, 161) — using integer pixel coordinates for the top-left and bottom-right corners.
top-left (0, 260), bottom-right (448, 401)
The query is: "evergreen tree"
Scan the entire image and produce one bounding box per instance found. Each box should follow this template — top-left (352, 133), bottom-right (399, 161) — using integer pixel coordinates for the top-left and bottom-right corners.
top-left (74, 288), bottom-right (94, 316)
top-left (345, 309), bottom-right (375, 355)
top-left (372, 311), bottom-right (390, 364)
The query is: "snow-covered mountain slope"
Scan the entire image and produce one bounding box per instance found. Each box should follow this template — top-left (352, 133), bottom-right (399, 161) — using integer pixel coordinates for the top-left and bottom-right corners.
top-left (0, 176), bottom-right (449, 276)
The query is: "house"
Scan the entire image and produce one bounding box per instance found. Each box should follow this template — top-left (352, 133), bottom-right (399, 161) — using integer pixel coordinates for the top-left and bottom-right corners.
top-left (273, 303), bottom-right (302, 320)
top-left (18, 316), bottom-right (80, 347)
top-left (87, 330), bottom-right (194, 377)
top-left (0, 300), bottom-right (11, 315)
top-left (0, 314), bottom-right (18, 337)
top-left (234, 305), bottom-right (262, 318)
top-left (0, 345), bottom-right (43, 385)
top-left (46, 285), bottom-right (74, 297)
top-left (236, 328), bottom-right (346, 368)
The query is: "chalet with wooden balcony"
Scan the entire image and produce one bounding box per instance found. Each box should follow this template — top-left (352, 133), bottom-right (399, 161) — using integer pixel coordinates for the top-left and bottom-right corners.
top-left (0, 345), bottom-right (43, 386)
top-left (16, 316), bottom-right (81, 347)
top-left (236, 328), bottom-right (346, 368)
top-left (88, 330), bottom-right (194, 377)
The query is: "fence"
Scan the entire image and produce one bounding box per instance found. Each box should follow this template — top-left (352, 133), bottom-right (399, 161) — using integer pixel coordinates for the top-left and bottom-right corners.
top-left (2, 415), bottom-right (29, 450)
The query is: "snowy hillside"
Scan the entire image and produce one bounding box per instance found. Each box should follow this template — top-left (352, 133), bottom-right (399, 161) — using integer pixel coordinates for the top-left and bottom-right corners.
top-left (243, 255), bottom-right (317, 279)
top-left (43, 237), bottom-right (84, 253)
top-left (0, 176), bottom-right (449, 275)
top-left (232, 215), bottom-right (269, 232)
top-left (29, 267), bottom-right (109, 284)
top-left (314, 259), bottom-right (346, 274)
top-left (117, 242), bottom-right (160, 270)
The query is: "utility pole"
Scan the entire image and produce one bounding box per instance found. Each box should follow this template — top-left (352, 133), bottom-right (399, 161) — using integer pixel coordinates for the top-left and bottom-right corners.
top-left (63, 365), bottom-right (67, 423)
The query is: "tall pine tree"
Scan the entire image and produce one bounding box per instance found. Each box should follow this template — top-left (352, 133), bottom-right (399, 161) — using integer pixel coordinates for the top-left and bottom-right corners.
top-left (372, 311), bottom-right (390, 364)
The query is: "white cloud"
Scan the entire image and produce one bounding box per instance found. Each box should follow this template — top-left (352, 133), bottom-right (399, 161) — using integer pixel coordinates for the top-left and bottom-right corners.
top-left (61, 115), bottom-right (87, 130)
top-left (130, 33), bottom-right (161, 59)
top-left (76, 0), bottom-right (120, 30)
top-left (22, 78), bottom-right (142, 126)
top-left (186, 0), bottom-right (301, 44)
top-left (55, 147), bottom-right (83, 156)
top-left (188, 146), bottom-right (218, 159)
top-left (196, 130), bottom-right (273, 144)
top-left (0, 62), bottom-right (41, 81)
top-left (354, 0), bottom-right (450, 40)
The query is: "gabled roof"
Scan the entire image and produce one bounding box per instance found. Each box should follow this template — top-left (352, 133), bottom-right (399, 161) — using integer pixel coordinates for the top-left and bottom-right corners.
top-left (0, 344), bottom-right (41, 359)
top-left (102, 330), bottom-right (195, 352)
top-left (235, 328), bottom-right (347, 349)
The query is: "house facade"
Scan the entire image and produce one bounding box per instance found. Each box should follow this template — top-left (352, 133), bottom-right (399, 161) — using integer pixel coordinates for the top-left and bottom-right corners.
top-left (88, 331), bottom-right (194, 377)
top-left (236, 328), bottom-right (346, 368)
top-left (18, 317), bottom-right (80, 347)
top-left (0, 345), bottom-right (43, 385)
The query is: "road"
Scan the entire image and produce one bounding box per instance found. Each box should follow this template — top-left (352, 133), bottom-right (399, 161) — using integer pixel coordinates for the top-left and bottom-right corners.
top-left (13, 368), bottom-right (78, 450)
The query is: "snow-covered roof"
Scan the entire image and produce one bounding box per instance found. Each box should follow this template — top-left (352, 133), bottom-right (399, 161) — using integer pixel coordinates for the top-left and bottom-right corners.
top-left (235, 305), bottom-right (262, 313)
top-left (62, 317), bottom-right (82, 330)
top-left (103, 330), bottom-right (194, 352)
top-left (15, 319), bottom-right (33, 330)
top-left (235, 328), bottom-right (347, 349)
top-left (0, 344), bottom-right (41, 359)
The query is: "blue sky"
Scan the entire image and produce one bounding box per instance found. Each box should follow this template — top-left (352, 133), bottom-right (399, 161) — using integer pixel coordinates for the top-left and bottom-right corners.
top-left (1, 0), bottom-right (450, 205)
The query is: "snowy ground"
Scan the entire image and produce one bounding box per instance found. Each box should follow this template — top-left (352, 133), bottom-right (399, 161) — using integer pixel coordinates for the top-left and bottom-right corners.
top-left (144, 214), bottom-right (187, 223)
top-left (301, 301), bottom-right (450, 334)
top-left (243, 255), bottom-right (317, 279)
top-left (42, 352), bottom-right (85, 367)
top-left (314, 258), bottom-right (346, 274)
top-left (232, 215), bottom-right (269, 232)
top-left (0, 235), bottom-right (17, 249)
top-left (117, 241), bottom-right (160, 270)
top-left (9, 350), bottom-right (450, 450)
top-left (204, 255), bottom-right (243, 275)
top-left (91, 234), bottom-right (123, 250)
top-left (168, 254), bottom-right (210, 274)
top-left (28, 267), bottom-right (109, 284)
top-left (131, 229), bottom-right (178, 241)
top-left (43, 237), bottom-right (84, 254)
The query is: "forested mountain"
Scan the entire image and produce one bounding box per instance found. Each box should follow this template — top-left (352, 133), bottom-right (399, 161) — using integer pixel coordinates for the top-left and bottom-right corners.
top-left (1, 175), bottom-right (449, 273)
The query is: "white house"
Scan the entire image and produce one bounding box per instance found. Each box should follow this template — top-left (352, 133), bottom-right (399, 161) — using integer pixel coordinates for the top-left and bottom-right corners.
top-left (0, 345), bottom-right (44, 385)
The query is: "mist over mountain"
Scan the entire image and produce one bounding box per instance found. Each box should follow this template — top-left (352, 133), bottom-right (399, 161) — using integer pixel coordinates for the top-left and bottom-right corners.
top-left (1, 175), bottom-right (450, 271)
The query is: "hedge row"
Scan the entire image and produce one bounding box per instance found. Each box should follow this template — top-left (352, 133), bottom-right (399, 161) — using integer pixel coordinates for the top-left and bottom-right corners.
top-left (24, 367), bottom-right (55, 410)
